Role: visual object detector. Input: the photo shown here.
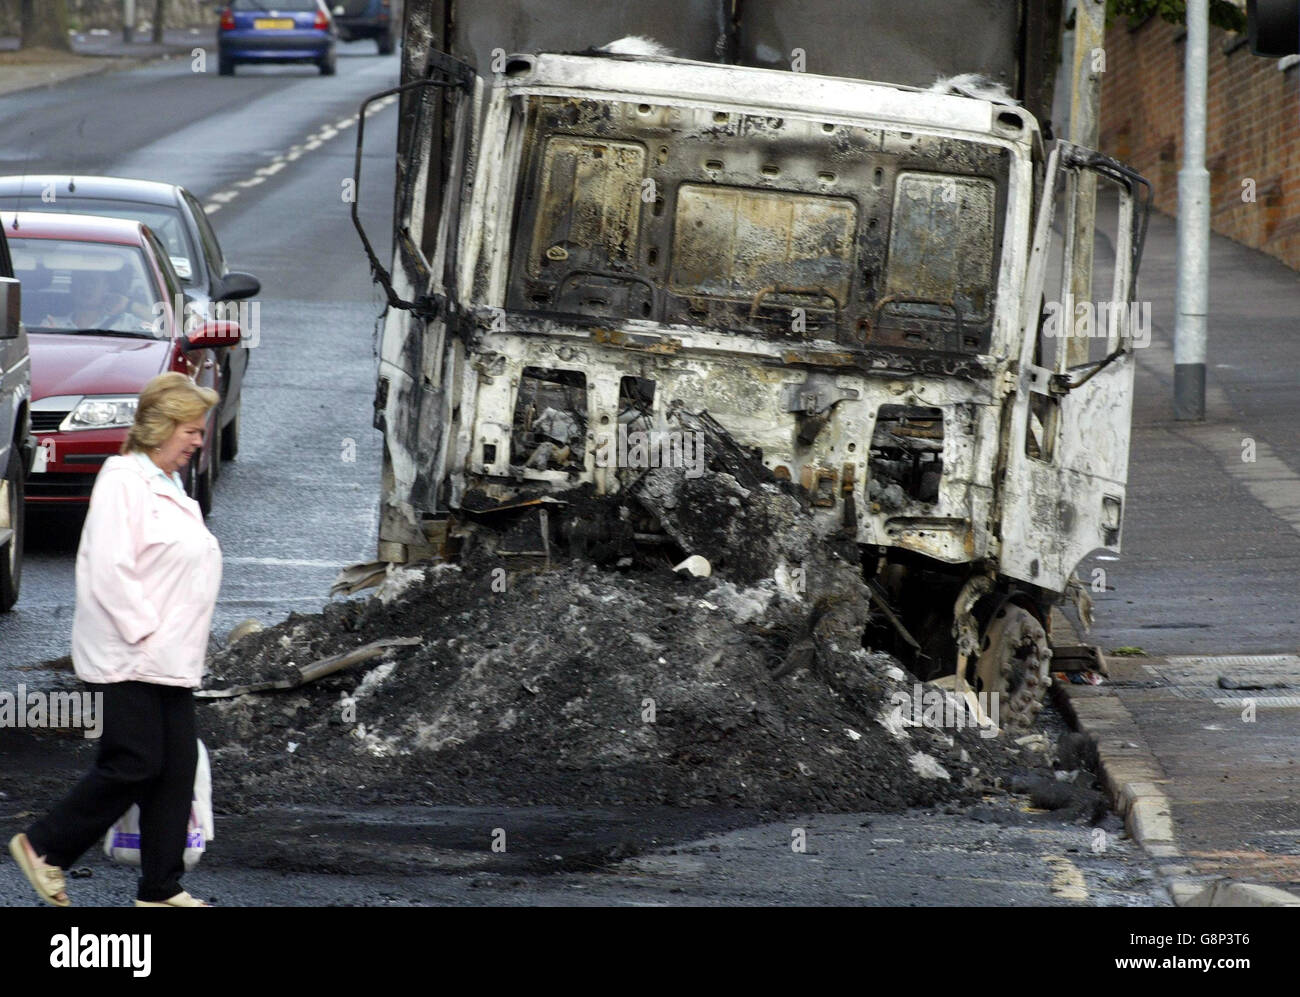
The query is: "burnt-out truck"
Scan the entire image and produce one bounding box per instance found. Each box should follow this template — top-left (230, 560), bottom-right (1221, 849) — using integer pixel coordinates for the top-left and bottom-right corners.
top-left (350, 0), bottom-right (1149, 728)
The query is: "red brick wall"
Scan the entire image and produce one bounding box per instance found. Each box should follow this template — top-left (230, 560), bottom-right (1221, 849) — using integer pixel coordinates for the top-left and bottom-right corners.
top-left (1100, 16), bottom-right (1300, 269)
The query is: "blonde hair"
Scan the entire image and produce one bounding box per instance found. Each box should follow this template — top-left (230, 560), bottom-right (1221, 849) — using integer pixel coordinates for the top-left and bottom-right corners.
top-left (121, 372), bottom-right (220, 455)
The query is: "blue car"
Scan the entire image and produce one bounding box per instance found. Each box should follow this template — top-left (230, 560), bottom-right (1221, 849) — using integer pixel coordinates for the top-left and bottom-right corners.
top-left (217, 0), bottom-right (338, 76)
top-left (330, 0), bottom-right (401, 55)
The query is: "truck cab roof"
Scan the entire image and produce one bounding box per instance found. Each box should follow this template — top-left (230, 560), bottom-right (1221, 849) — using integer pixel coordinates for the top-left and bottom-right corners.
top-left (498, 51), bottom-right (1041, 148)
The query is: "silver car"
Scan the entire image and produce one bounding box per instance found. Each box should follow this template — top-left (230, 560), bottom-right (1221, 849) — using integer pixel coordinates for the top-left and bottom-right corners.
top-left (0, 223), bottom-right (31, 610)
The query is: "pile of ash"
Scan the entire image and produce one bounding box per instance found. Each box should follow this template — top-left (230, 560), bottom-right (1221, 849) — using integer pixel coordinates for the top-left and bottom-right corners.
top-left (200, 413), bottom-right (1097, 819)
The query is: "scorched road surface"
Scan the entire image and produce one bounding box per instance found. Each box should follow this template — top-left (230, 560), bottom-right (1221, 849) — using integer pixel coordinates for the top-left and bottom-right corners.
top-left (0, 723), bottom-right (1167, 906)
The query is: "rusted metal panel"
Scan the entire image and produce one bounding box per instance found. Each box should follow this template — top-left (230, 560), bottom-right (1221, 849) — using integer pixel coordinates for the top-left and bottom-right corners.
top-left (385, 54), bottom-right (1040, 563)
top-left (998, 144), bottom-right (1142, 593)
top-left (882, 173), bottom-right (998, 352)
top-left (496, 66), bottom-right (1021, 353)
top-left (527, 136), bottom-right (647, 280)
top-left (669, 184), bottom-right (858, 309)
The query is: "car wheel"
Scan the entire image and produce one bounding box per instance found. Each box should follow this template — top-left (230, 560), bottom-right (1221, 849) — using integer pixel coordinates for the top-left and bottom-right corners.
top-left (183, 456), bottom-right (197, 503)
top-left (184, 452), bottom-right (215, 519)
top-left (221, 394), bottom-right (241, 461)
top-left (377, 31), bottom-right (395, 56)
top-left (218, 55), bottom-right (235, 76)
top-left (0, 448), bottom-right (24, 612)
top-left (197, 449), bottom-right (215, 517)
top-left (319, 49), bottom-right (337, 76)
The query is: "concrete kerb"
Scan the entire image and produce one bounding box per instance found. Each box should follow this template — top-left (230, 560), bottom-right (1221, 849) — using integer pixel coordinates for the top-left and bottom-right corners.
top-left (1048, 608), bottom-right (1300, 907)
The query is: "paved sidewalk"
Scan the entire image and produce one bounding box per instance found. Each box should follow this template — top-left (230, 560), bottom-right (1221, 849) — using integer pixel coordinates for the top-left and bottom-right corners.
top-left (0, 28), bottom-right (204, 97)
top-left (1057, 200), bottom-right (1300, 904)
top-left (1081, 208), bottom-right (1300, 656)
top-left (1058, 653), bottom-right (1300, 905)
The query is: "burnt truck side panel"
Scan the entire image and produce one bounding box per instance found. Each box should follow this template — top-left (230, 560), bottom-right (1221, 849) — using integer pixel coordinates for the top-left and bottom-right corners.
top-left (395, 0), bottom-right (1062, 280)
top-left (367, 3), bottom-right (1145, 721)
top-left (381, 55), bottom-right (1050, 566)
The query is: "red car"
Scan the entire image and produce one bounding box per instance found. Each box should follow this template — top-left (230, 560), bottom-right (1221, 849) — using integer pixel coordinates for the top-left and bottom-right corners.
top-left (5, 212), bottom-right (240, 514)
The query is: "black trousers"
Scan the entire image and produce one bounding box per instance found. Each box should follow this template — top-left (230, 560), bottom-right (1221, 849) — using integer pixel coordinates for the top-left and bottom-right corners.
top-left (27, 680), bottom-right (197, 903)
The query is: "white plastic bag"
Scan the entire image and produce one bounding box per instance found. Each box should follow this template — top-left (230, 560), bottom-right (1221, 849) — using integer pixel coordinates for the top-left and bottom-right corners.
top-left (104, 740), bottom-right (213, 871)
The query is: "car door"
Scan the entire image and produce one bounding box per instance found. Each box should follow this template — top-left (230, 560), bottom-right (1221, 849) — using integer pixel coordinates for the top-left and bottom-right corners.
top-left (181, 189), bottom-right (247, 422)
top-left (145, 226), bottom-right (221, 424)
top-left (0, 224), bottom-right (29, 609)
top-left (998, 141), bottom-right (1150, 594)
top-left (0, 227), bottom-right (23, 460)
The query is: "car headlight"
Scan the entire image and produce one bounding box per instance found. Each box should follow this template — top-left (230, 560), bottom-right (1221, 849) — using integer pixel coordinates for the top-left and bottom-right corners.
top-left (61, 396), bottom-right (138, 431)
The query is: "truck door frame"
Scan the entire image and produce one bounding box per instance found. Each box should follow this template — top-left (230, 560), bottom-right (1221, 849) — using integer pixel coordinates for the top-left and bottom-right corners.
top-left (998, 140), bottom-right (1151, 594)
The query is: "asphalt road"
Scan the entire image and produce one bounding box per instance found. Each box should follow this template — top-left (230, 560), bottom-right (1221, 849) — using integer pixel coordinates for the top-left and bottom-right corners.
top-left (1, 726), bottom-right (1168, 907)
top-left (0, 42), bottom-right (395, 669)
top-left (3, 807), bottom-right (1167, 907)
top-left (0, 48), bottom-right (1174, 907)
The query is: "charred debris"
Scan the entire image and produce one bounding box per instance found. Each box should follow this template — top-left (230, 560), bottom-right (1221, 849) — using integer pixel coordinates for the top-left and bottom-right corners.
top-left (200, 413), bottom-right (1103, 820)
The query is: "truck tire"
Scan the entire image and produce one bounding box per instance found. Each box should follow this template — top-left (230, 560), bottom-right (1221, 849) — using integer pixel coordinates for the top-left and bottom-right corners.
top-left (0, 448), bottom-right (24, 612)
top-left (973, 603), bottom-right (1051, 731)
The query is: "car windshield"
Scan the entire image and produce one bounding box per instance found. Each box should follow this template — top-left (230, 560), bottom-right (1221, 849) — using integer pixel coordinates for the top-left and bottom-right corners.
top-left (232, 0), bottom-right (320, 10)
top-left (2, 196), bottom-right (197, 284)
top-left (10, 238), bottom-right (163, 338)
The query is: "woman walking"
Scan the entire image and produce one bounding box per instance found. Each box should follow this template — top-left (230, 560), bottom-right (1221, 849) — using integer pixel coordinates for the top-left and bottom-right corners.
top-left (9, 372), bottom-right (222, 907)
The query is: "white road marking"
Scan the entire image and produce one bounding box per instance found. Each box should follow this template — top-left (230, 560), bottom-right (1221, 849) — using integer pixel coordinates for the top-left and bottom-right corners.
top-left (1152, 655), bottom-right (1300, 707)
top-left (1213, 696), bottom-right (1300, 709)
top-left (1043, 854), bottom-right (1089, 901)
top-left (224, 557), bottom-right (344, 568)
top-left (203, 94), bottom-right (397, 214)
top-left (1164, 654), bottom-right (1300, 670)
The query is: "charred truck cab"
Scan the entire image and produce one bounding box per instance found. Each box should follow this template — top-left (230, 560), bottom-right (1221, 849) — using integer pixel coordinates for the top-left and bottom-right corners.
top-left (354, 5), bottom-right (1149, 730)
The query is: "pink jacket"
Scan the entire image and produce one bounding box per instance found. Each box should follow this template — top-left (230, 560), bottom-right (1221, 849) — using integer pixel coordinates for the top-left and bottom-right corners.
top-left (71, 454), bottom-right (223, 688)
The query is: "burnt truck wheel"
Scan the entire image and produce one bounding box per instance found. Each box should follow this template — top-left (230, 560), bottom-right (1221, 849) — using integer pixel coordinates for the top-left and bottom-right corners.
top-left (0, 449), bottom-right (24, 611)
top-left (973, 603), bottom-right (1051, 731)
